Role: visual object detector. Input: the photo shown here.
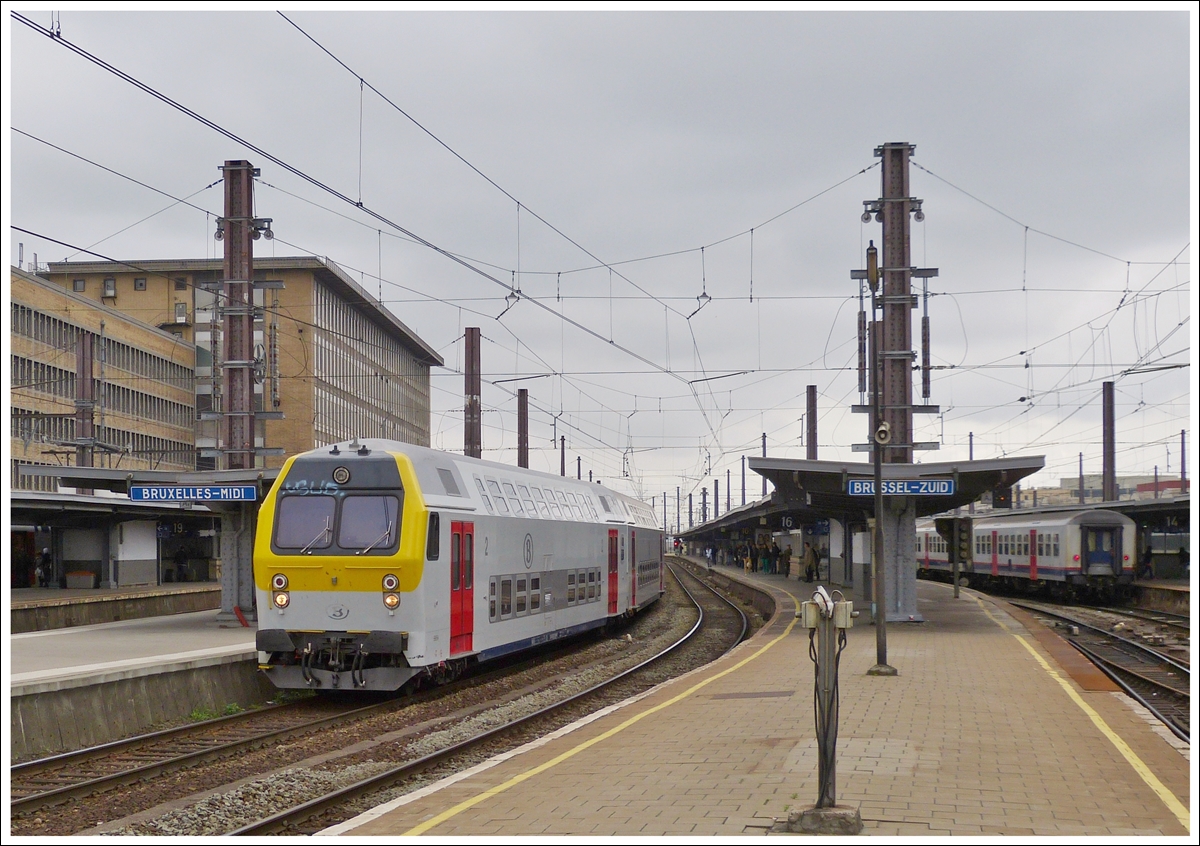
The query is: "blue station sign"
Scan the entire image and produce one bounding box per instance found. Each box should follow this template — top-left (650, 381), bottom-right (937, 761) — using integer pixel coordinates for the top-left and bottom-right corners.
top-left (131, 485), bottom-right (258, 502)
top-left (847, 478), bottom-right (956, 496)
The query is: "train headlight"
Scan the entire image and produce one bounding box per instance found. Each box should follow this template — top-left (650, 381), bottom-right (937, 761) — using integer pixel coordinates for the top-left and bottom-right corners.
top-left (271, 573), bottom-right (288, 591)
top-left (383, 592), bottom-right (400, 610)
top-left (382, 574), bottom-right (399, 591)
top-left (273, 591), bottom-right (290, 609)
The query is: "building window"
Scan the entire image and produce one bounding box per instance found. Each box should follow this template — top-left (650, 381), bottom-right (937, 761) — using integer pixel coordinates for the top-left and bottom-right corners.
top-left (174, 278), bottom-right (187, 291)
top-left (103, 277), bottom-right (117, 298)
top-left (134, 278), bottom-right (147, 291)
top-left (73, 279), bottom-right (86, 293)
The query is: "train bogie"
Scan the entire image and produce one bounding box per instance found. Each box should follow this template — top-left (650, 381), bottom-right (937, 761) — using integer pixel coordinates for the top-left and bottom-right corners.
top-left (254, 439), bottom-right (664, 692)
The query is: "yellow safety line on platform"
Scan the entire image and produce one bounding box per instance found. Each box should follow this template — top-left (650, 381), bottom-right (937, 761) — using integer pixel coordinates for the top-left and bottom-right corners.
top-left (973, 596), bottom-right (1190, 832)
top-left (402, 590), bottom-right (803, 836)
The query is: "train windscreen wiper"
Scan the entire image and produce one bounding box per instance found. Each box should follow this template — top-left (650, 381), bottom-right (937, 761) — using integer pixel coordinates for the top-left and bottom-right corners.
top-left (300, 517), bottom-right (332, 555)
top-left (356, 520), bottom-right (393, 555)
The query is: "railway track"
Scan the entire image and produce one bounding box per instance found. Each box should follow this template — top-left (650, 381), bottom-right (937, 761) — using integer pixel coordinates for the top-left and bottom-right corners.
top-left (229, 560), bottom-right (749, 835)
top-left (1088, 605), bottom-right (1191, 635)
top-left (12, 564), bottom-right (755, 837)
top-left (1008, 600), bottom-right (1190, 742)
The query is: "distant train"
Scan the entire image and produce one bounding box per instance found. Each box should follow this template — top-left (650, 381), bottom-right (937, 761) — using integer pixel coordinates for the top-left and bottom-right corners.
top-left (917, 508), bottom-right (1137, 598)
top-left (253, 439), bottom-right (664, 691)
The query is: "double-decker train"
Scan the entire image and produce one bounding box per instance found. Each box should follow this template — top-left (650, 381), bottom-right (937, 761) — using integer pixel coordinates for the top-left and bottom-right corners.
top-left (916, 508), bottom-right (1137, 598)
top-left (253, 439), bottom-right (664, 691)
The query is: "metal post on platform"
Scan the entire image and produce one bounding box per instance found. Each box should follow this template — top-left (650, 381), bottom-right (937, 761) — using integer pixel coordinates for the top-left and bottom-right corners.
top-left (866, 242), bottom-right (895, 677)
top-left (781, 588), bottom-right (862, 834)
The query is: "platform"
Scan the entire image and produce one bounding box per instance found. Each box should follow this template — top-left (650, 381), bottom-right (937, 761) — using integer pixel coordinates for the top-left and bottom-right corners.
top-left (9, 608), bottom-right (265, 760)
top-left (10, 582), bottom-right (221, 633)
top-left (324, 560), bottom-right (1192, 837)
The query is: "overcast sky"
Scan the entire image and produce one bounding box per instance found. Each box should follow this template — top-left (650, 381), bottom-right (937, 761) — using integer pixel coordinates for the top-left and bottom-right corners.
top-left (5, 7), bottom-right (1195, 514)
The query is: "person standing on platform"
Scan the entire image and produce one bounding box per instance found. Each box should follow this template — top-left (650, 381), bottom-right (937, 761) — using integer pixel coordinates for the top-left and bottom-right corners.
top-left (804, 542), bottom-right (818, 583)
top-left (782, 545), bottom-right (793, 579)
top-left (38, 548), bottom-right (52, 588)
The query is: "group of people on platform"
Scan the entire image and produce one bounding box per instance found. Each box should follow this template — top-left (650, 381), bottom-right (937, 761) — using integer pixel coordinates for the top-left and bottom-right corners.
top-left (698, 539), bottom-right (825, 582)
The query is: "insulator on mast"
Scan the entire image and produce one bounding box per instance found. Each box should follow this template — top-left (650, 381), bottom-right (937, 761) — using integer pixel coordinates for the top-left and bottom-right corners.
top-left (857, 308), bottom-right (868, 396)
top-left (922, 314), bottom-right (931, 400)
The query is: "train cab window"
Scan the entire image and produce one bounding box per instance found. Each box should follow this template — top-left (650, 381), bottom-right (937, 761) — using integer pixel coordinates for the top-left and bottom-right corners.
top-left (487, 480), bottom-right (510, 514)
top-left (516, 577), bottom-right (527, 615)
top-left (427, 513), bottom-right (440, 560)
top-left (489, 579), bottom-right (497, 621)
top-left (275, 495), bottom-right (335, 550)
top-left (474, 477), bottom-right (495, 514)
top-left (500, 578), bottom-right (512, 618)
top-left (530, 576), bottom-right (541, 611)
top-left (567, 572), bottom-right (576, 604)
top-left (339, 496), bottom-right (400, 552)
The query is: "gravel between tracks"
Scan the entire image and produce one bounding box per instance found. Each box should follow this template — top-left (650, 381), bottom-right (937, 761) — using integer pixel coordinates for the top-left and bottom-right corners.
top-left (29, 568), bottom-right (761, 837)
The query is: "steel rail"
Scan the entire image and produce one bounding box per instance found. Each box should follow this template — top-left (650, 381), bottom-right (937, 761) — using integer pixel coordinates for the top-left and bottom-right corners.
top-left (1009, 601), bottom-right (1190, 676)
top-left (1068, 639), bottom-right (1189, 743)
top-left (10, 701), bottom-right (389, 814)
top-left (230, 563), bottom-right (748, 835)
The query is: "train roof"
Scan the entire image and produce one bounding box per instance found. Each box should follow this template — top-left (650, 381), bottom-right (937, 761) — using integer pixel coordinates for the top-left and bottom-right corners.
top-left (305, 439), bottom-right (660, 529)
top-left (918, 509), bottom-right (1135, 531)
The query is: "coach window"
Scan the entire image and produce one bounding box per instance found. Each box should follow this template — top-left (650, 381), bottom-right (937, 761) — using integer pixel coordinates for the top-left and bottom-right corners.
top-left (487, 479), bottom-right (510, 514)
top-left (427, 513), bottom-right (440, 560)
top-left (489, 579), bottom-right (497, 621)
top-left (530, 576), bottom-right (541, 611)
top-left (500, 578), bottom-right (512, 618)
top-left (516, 577), bottom-right (527, 615)
top-left (1053, 534), bottom-right (1060, 557)
top-left (567, 572), bottom-right (576, 604)
top-left (275, 496), bottom-right (336, 550)
top-left (566, 492), bottom-right (585, 520)
top-left (502, 482), bottom-right (524, 515)
top-left (587, 570), bottom-right (597, 600)
top-left (545, 491), bottom-right (562, 519)
top-left (474, 476), bottom-right (494, 514)
top-left (555, 490), bottom-right (573, 519)
top-left (518, 485), bottom-right (537, 516)
top-left (531, 487), bottom-right (552, 518)
top-left (339, 496), bottom-right (400, 552)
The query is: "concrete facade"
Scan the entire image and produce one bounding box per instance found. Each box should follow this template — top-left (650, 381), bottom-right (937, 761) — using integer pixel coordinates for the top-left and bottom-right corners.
top-left (44, 256), bottom-right (443, 469)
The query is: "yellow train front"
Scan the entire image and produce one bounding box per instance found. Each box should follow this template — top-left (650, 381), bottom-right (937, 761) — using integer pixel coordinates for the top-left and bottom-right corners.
top-left (254, 439), bottom-right (664, 691)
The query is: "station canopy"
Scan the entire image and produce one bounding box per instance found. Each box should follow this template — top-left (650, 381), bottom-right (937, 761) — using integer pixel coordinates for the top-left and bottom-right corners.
top-left (679, 455), bottom-right (1044, 539)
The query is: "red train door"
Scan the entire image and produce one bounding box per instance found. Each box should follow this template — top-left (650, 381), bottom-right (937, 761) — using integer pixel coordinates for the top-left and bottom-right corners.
top-left (630, 531), bottom-right (637, 608)
top-left (450, 522), bottom-right (474, 654)
top-left (608, 529), bottom-right (619, 614)
top-left (1029, 529), bottom-right (1038, 580)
